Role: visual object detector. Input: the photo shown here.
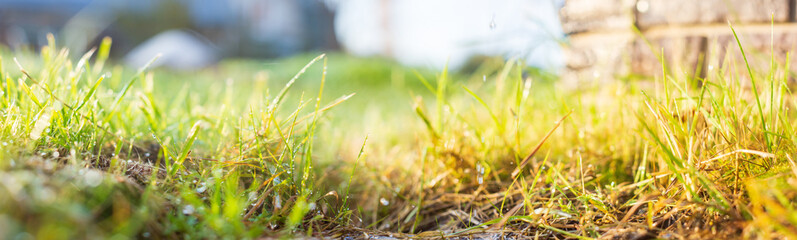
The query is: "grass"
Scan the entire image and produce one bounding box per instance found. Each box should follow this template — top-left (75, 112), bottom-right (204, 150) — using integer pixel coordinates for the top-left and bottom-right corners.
top-left (1, 31), bottom-right (797, 239)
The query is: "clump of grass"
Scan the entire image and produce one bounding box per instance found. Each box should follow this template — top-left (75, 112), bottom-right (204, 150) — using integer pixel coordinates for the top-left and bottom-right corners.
top-left (331, 28), bottom-right (797, 239)
top-left (0, 36), bottom-right (353, 239)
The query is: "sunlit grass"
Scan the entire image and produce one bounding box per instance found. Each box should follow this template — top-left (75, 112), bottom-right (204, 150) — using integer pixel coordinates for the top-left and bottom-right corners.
top-left (1, 30), bottom-right (797, 239)
top-left (0, 36), bottom-right (355, 239)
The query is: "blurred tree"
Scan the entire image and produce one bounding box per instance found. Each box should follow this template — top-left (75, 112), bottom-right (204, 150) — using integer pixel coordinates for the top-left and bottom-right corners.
top-left (114, 0), bottom-right (193, 45)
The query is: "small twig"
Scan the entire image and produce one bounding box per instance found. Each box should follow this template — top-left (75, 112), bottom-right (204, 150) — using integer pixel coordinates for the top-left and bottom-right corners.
top-left (698, 149), bottom-right (775, 166)
top-left (620, 195), bottom-right (657, 223)
top-left (511, 110), bottom-right (573, 178)
top-left (491, 202), bottom-right (523, 230)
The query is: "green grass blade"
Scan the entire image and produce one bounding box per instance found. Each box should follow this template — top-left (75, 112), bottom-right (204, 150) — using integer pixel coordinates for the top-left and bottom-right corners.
top-left (169, 121), bottom-right (201, 176)
top-left (271, 54), bottom-right (325, 108)
top-left (73, 75), bottom-right (104, 112)
top-left (93, 37), bottom-right (112, 74)
top-left (729, 22), bottom-right (770, 152)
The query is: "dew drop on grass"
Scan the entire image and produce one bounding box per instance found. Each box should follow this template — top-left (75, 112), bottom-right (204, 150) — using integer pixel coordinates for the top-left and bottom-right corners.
top-left (83, 170), bottom-right (103, 187)
top-left (380, 198), bottom-right (389, 206)
top-left (195, 185), bottom-right (207, 194)
top-left (275, 195), bottom-right (282, 209)
top-left (476, 164), bottom-right (485, 184)
top-left (182, 205), bottom-right (195, 215)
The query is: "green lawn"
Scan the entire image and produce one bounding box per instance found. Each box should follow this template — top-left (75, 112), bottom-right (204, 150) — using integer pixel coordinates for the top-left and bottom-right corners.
top-left (1, 35), bottom-right (796, 239)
